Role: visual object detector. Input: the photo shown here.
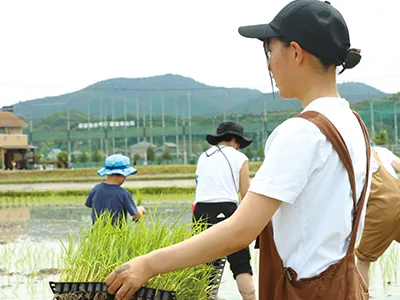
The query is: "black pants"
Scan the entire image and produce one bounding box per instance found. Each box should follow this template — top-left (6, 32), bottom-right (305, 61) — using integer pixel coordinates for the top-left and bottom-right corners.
top-left (192, 202), bottom-right (253, 279)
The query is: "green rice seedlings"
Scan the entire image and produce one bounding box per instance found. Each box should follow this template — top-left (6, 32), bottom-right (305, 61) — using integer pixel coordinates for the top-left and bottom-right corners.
top-left (59, 209), bottom-right (219, 299)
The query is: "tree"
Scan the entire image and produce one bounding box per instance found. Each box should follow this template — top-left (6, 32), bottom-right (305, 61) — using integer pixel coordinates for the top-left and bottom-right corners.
top-left (373, 130), bottom-right (389, 145)
top-left (133, 153), bottom-right (141, 163)
top-left (163, 149), bottom-right (173, 161)
top-left (79, 151), bottom-right (89, 163)
top-left (71, 154), bottom-right (78, 163)
top-left (257, 145), bottom-right (265, 160)
top-left (92, 149), bottom-right (104, 163)
top-left (146, 146), bottom-right (155, 162)
top-left (56, 151), bottom-right (69, 168)
top-left (244, 147), bottom-right (254, 161)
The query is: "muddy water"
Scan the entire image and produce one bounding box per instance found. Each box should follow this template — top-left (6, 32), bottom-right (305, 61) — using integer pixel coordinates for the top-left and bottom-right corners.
top-left (0, 204), bottom-right (399, 300)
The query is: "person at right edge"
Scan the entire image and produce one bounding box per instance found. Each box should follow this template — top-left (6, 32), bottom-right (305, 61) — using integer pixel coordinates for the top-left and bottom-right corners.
top-left (105, 1), bottom-right (372, 299)
top-left (356, 145), bottom-right (400, 285)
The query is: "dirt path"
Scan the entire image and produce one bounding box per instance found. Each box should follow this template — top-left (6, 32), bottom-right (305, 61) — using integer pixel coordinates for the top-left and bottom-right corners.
top-left (0, 179), bottom-right (196, 191)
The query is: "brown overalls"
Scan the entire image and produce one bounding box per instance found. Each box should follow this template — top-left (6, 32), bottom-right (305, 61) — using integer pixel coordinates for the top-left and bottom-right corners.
top-left (355, 148), bottom-right (400, 262)
top-left (255, 111), bottom-right (371, 300)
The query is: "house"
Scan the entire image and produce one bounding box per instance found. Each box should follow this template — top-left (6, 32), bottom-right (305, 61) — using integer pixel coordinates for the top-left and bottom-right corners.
top-left (47, 148), bottom-right (62, 160)
top-left (129, 141), bottom-right (157, 159)
top-left (155, 142), bottom-right (178, 157)
top-left (0, 112), bottom-right (37, 170)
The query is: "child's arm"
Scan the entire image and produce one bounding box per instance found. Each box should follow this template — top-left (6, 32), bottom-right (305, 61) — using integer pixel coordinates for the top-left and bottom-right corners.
top-left (124, 191), bottom-right (145, 220)
top-left (85, 189), bottom-right (94, 208)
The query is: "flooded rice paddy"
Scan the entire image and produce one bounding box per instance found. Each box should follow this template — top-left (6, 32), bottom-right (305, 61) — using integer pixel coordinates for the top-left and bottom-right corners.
top-left (0, 203), bottom-right (399, 299)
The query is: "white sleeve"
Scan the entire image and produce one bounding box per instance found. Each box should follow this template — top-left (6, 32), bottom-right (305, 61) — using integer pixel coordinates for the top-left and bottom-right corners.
top-left (249, 118), bottom-right (325, 204)
top-left (237, 152), bottom-right (249, 170)
top-left (383, 148), bottom-right (398, 164)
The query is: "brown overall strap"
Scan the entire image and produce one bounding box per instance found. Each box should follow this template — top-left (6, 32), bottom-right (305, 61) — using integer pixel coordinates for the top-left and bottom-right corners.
top-left (296, 110), bottom-right (371, 252)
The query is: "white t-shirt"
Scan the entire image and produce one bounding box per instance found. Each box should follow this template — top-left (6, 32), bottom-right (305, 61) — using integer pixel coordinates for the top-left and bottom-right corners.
top-left (249, 97), bottom-right (371, 280)
top-left (372, 146), bottom-right (398, 178)
top-left (195, 145), bottom-right (248, 204)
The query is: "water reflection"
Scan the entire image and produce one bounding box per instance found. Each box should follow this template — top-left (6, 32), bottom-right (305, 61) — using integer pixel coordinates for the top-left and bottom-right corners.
top-left (26, 203), bottom-right (193, 241)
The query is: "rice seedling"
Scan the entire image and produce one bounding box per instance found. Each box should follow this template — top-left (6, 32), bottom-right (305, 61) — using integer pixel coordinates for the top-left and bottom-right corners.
top-left (58, 209), bottom-right (218, 299)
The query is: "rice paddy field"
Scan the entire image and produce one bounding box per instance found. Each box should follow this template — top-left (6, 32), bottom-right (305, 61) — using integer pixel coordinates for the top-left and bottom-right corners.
top-left (0, 191), bottom-right (399, 299)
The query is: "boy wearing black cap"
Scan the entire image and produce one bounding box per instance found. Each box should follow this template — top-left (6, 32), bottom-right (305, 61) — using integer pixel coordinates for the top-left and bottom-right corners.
top-left (106, 2), bottom-right (371, 299)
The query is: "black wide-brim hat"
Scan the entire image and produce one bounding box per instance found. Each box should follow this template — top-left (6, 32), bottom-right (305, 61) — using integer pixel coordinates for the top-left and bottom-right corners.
top-left (206, 121), bottom-right (253, 149)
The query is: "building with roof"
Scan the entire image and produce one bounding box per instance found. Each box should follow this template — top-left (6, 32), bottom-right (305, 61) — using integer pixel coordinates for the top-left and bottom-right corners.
top-left (0, 112), bottom-right (37, 170)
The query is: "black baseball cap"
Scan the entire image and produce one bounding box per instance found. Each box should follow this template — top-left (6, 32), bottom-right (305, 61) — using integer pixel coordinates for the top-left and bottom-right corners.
top-left (238, 0), bottom-right (355, 67)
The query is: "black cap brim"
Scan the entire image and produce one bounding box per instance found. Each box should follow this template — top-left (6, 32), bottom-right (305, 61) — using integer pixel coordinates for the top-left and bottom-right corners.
top-left (238, 23), bottom-right (280, 41)
top-left (206, 133), bottom-right (253, 149)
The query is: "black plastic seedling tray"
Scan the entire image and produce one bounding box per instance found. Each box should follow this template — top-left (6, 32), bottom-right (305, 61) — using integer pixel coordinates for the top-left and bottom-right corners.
top-left (49, 257), bottom-right (226, 300)
top-left (49, 281), bottom-right (177, 300)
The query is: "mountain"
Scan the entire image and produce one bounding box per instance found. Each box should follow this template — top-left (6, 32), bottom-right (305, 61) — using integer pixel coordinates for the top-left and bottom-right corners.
top-left (228, 82), bottom-right (389, 114)
top-left (13, 74), bottom-right (262, 119)
top-left (13, 75), bottom-right (388, 119)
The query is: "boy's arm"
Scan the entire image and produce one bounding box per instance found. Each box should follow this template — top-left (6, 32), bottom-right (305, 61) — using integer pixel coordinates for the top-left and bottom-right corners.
top-left (124, 192), bottom-right (144, 220)
top-left (85, 189), bottom-right (94, 208)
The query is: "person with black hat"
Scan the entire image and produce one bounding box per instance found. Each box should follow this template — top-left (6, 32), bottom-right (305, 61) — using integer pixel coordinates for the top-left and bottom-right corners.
top-left (192, 121), bottom-right (255, 299)
top-left (105, 1), bottom-right (371, 299)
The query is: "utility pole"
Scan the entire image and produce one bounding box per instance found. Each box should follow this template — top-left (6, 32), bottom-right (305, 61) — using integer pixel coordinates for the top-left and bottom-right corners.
top-left (263, 94), bottom-right (268, 141)
top-left (124, 99), bottom-right (128, 156)
top-left (100, 100), bottom-right (103, 154)
top-left (112, 98), bottom-right (116, 154)
top-left (29, 105), bottom-right (33, 144)
top-left (182, 98), bottom-right (187, 165)
top-left (88, 99), bottom-right (92, 161)
top-left (149, 92), bottom-right (153, 145)
top-left (162, 91), bottom-right (166, 146)
top-left (136, 97), bottom-right (140, 148)
top-left (175, 98), bottom-right (180, 159)
top-left (187, 90), bottom-right (192, 159)
top-left (104, 103), bottom-right (109, 157)
top-left (370, 100), bottom-right (375, 141)
top-left (67, 104), bottom-right (71, 167)
top-left (393, 97), bottom-right (398, 146)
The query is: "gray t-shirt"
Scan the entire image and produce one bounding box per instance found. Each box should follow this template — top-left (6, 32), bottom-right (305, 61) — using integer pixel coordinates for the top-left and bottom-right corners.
top-left (85, 182), bottom-right (138, 225)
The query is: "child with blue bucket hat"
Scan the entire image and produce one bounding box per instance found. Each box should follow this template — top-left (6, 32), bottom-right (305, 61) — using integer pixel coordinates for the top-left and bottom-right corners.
top-left (85, 154), bottom-right (145, 226)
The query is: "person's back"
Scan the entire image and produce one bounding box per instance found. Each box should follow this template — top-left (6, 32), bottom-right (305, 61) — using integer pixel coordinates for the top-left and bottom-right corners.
top-left (85, 182), bottom-right (136, 225)
top-left (85, 154), bottom-right (145, 226)
top-left (195, 145), bottom-right (248, 205)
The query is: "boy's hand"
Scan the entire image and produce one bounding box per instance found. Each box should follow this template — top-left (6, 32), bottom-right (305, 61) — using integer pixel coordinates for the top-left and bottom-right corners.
top-left (137, 206), bottom-right (146, 216)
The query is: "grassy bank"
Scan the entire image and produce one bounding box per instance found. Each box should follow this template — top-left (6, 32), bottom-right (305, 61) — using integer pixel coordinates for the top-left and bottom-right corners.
top-left (0, 163), bottom-right (262, 184)
top-left (0, 188), bottom-right (195, 208)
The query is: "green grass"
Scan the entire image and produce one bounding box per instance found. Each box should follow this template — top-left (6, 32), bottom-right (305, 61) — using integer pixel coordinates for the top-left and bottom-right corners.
top-left (0, 163), bottom-right (261, 184)
top-left (0, 192), bottom-right (194, 208)
top-left (59, 211), bottom-right (217, 299)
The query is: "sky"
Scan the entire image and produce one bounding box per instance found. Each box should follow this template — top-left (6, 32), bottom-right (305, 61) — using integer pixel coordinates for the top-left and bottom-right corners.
top-left (0, 0), bottom-right (399, 107)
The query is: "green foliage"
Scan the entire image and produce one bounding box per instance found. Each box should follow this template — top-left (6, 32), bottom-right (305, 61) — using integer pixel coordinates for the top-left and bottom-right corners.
top-left (146, 146), bottom-right (155, 161)
top-left (244, 147), bottom-right (254, 161)
top-left (79, 151), bottom-right (89, 163)
top-left (91, 149), bottom-right (104, 163)
top-left (57, 151), bottom-right (69, 169)
top-left (374, 130), bottom-right (389, 145)
top-left (59, 212), bottom-right (218, 299)
top-left (0, 160), bottom-right (3, 169)
top-left (71, 154), bottom-right (78, 163)
top-left (133, 153), bottom-right (141, 162)
top-left (162, 149), bottom-right (173, 161)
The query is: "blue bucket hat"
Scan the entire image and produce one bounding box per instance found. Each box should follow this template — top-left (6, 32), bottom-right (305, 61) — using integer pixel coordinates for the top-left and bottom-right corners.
top-left (97, 154), bottom-right (138, 177)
